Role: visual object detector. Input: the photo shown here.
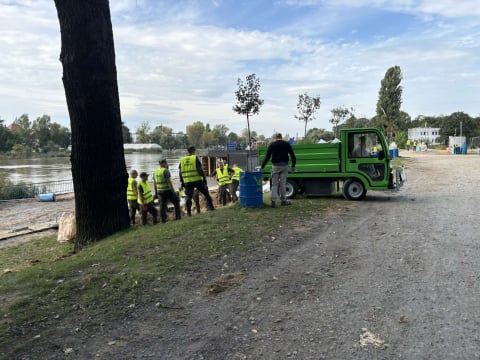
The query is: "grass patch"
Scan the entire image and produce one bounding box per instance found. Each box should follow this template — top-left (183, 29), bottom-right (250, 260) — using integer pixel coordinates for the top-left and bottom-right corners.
top-left (0, 195), bottom-right (332, 350)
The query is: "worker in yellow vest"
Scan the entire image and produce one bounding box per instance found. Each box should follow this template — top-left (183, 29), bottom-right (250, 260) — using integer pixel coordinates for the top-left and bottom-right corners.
top-left (179, 145), bottom-right (215, 216)
top-left (406, 139), bottom-right (411, 151)
top-left (126, 169), bottom-right (139, 225)
top-left (154, 159), bottom-right (181, 223)
top-left (137, 172), bottom-right (158, 225)
top-left (215, 160), bottom-right (234, 206)
top-left (230, 163), bottom-right (243, 202)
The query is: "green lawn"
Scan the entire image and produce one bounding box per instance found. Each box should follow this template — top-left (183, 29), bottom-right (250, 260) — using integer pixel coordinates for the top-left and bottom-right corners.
top-left (0, 195), bottom-right (333, 349)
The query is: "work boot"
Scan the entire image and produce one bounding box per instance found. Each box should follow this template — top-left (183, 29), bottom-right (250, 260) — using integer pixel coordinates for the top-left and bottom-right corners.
top-left (271, 201), bottom-right (276, 208)
top-left (281, 200), bottom-right (291, 206)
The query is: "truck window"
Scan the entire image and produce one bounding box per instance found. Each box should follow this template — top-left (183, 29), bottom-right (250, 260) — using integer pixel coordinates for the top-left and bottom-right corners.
top-left (349, 133), bottom-right (381, 158)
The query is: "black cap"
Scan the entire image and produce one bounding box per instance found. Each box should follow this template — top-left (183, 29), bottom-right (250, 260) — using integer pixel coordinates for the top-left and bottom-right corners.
top-left (160, 159), bottom-right (167, 164)
top-left (187, 145), bottom-right (196, 153)
top-left (140, 172), bottom-right (148, 177)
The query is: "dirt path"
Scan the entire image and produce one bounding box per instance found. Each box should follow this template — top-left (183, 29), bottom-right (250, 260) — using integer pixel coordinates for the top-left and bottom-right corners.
top-left (5, 151), bottom-right (480, 359)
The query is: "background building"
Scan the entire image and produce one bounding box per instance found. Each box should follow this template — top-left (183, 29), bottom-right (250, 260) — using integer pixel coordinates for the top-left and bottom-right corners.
top-left (408, 127), bottom-right (441, 144)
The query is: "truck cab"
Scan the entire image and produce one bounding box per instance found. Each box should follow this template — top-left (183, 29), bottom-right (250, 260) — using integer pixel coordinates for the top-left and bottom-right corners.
top-left (258, 128), bottom-right (405, 201)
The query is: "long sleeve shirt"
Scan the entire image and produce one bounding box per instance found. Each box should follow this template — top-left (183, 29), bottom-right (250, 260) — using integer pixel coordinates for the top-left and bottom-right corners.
top-left (261, 140), bottom-right (296, 168)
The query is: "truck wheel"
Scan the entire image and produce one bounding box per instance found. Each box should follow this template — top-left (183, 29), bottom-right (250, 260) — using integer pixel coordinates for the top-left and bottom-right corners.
top-left (282, 179), bottom-right (298, 199)
top-left (343, 179), bottom-right (366, 201)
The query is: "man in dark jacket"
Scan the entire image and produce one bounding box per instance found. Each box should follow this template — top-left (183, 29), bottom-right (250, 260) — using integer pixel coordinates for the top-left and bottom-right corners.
top-left (261, 133), bottom-right (296, 208)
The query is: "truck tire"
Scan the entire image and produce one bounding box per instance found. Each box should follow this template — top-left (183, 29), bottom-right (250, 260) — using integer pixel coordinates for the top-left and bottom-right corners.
top-left (286, 179), bottom-right (298, 199)
top-left (279, 179), bottom-right (298, 199)
top-left (343, 178), bottom-right (366, 201)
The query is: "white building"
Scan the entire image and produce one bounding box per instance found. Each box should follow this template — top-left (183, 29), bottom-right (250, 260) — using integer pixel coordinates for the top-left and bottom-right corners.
top-left (408, 127), bottom-right (441, 144)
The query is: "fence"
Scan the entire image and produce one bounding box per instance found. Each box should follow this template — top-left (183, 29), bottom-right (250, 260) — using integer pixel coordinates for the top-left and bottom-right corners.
top-left (0, 180), bottom-right (74, 201)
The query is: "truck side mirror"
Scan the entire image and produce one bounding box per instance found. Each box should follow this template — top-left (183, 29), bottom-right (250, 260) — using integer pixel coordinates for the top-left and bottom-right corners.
top-left (378, 150), bottom-right (385, 160)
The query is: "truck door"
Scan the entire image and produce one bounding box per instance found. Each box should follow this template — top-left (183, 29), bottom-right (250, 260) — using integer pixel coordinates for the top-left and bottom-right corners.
top-left (345, 132), bottom-right (386, 184)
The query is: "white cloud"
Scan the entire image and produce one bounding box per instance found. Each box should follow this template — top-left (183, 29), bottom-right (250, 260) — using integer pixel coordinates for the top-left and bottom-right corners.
top-left (0, 0), bottom-right (479, 138)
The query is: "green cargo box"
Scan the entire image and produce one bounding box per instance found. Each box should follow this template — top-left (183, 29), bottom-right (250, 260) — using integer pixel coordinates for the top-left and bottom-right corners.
top-left (259, 142), bottom-right (340, 174)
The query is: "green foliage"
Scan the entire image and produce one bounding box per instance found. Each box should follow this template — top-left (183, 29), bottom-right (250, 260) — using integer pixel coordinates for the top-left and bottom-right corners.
top-left (342, 116), bottom-right (371, 129)
top-left (150, 125), bottom-right (186, 149)
top-left (211, 124), bottom-right (229, 145)
top-left (10, 144), bottom-right (31, 157)
top-left (0, 173), bottom-right (37, 200)
top-left (295, 93), bottom-right (321, 138)
top-left (395, 131), bottom-right (408, 149)
top-left (186, 121), bottom-right (206, 147)
top-left (233, 74), bottom-right (264, 146)
top-left (330, 106), bottom-right (354, 138)
top-left (0, 120), bottom-right (20, 152)
top-left (376, 66), bottom-right (403, 142)
top-left (303, 128), bottom-right (335, 144)
top-left (135, 121), bottom-right (151, 143)
top-left (440, 112), bottom-right (476, 141)
top-left (12, 114), bottom-right (34, 148)
top-left (0, 114), bottom-right (70, 154)
top-left (32, 115), bottom-right (52, 150)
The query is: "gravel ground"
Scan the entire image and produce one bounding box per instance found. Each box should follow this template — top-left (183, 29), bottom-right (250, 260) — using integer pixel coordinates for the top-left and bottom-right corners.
top-left (0, 193), bottom-right (75, 248)
top-left (4, 151), bottom-right (480, 359)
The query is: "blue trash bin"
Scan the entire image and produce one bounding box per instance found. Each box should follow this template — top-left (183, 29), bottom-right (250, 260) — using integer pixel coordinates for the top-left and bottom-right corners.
top-left (39, 193), bottom-right (55, 202)
top-left (239, 171), bottom-right (263, 207)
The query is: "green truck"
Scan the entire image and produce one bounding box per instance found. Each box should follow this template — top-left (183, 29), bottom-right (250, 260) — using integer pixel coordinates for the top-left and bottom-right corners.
top-left (258, 128), bottom-right (406, 200)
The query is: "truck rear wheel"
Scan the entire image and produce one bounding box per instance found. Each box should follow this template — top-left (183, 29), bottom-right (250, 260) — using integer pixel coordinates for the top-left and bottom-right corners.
top-left (286, 179), bottom-right (298, 199)
top-left (280, 179), bottom-right (298, 199)
top-left (343, 179), bottom-right (366, 201)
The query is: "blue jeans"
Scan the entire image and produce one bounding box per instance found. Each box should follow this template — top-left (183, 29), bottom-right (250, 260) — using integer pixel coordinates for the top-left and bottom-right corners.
top-left (271, 164), bottom-right (289, 202)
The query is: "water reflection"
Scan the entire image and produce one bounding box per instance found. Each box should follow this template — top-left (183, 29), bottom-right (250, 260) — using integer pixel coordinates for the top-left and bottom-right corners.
top-left (0, 153), bottom-right (181, 185)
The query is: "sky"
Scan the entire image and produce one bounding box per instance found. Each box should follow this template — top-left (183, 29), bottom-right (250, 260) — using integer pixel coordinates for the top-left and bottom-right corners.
top-left (0, 0), bottom-right (479, 139)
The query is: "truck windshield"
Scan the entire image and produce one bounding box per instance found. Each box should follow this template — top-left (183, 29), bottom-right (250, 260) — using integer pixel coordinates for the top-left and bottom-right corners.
top-left (349, 133), bottom-right (382, 158)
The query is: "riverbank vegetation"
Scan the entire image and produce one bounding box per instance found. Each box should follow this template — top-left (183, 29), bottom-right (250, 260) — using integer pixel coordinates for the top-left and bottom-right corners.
top-left (0, 173), bottom-right (38, 200)
top-left (0, 114), bottom-right (70, 156)
top-left (0, 196), bottom-right (334, 354)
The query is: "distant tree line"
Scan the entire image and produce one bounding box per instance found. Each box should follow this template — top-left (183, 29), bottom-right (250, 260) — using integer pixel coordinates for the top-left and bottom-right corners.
top-left (0, 114), bottom-right (71, 155)
top-left (127, 120), bottom-right (269, 149)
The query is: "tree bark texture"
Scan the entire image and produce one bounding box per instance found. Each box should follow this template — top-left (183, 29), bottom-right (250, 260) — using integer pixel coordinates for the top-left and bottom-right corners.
top-left (54, 0), bottom-right (130, 251)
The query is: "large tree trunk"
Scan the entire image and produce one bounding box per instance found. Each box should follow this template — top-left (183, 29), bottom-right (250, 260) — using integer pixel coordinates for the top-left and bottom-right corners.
top-left (54, 0), bottom-right (130, 252)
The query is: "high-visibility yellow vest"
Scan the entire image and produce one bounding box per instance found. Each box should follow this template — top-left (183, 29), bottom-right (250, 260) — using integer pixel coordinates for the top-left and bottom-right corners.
top-left (232, 166), bottom-right (242, 181)
top-left (127, 177), bottom-right (137, 200)
top-left (176, 188), bottom-right (183, 198)
top-left (216, 165), bottom-right (231, 186)
top-left (137, 181), bottom-right (153, 205)
top-left (154, 167), bottom-right (169, 192)
top-left (180, 155), bottom-right (203, 183)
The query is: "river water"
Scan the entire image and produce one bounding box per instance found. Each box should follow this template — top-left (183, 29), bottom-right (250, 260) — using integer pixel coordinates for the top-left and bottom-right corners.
top-left (0, 153), bottom-right (181, 185)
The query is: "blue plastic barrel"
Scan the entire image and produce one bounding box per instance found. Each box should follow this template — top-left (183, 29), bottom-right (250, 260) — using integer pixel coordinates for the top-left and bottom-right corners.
top-left (389, 149), bottom-right (395, 159)
top-left (39, 193), bottom-right (55, 202)
top-left (394, 148), bottom-right (399, 158)
top-left (239, 171), bottom-right (263, 207)
top-left (461, 144), bottom-right (467, 154)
